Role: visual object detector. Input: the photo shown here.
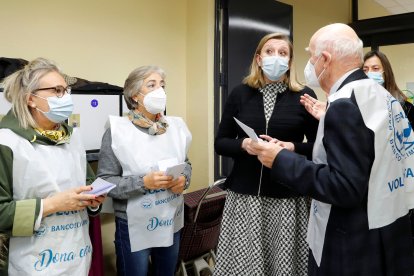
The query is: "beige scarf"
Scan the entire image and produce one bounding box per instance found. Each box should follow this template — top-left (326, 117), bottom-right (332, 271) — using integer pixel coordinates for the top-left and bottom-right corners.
top-left (128, 110), bottom-right (168, 135)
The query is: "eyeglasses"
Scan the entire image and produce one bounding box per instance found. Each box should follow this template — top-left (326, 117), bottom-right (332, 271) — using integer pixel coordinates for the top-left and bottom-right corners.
top-left (32, 85), bottom-right (72, 98)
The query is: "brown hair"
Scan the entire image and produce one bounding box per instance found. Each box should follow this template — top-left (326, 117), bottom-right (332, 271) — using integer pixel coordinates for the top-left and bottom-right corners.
top-left (364, 50), bottom-right (406, 101)
top-left (243, 33), bottom-right (303, 91)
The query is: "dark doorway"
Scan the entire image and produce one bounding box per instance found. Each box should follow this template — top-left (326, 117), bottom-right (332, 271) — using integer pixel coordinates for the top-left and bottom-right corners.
top-left (214, 0), bottom-right (293, 179)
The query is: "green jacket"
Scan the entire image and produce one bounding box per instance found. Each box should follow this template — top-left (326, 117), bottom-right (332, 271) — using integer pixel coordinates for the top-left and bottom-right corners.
top-left (0, 110), bottom-right (95, 275)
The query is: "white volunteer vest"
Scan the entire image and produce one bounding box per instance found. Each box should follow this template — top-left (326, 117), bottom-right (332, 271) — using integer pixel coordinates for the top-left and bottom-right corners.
top-left (0, 128), bottom-right (91, 275)
top-left (308, 79), bottom-right (414, 266)
top-left (109, 115), bottom-right (191, 252)
top-left (307, 113), bottom-right (331, 266)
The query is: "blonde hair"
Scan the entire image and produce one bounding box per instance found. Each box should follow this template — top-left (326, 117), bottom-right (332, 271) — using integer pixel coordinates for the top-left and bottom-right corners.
top-left (123, 66), bottom-right (166, 110)
top-left (243, 33), bottom-right (303, 91)
top-left (3, 57), bottom-right (62, 129)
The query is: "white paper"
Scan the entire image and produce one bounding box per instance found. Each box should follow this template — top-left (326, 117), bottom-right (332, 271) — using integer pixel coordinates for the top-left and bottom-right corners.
top-left (157, 157), bottom-right (179, 172)
top-left (83, 177), bottom-right (116, 196)
top-left (164, 162), bottom-right (186, 180)
top-left (234, 117), bottom-right (260, 142)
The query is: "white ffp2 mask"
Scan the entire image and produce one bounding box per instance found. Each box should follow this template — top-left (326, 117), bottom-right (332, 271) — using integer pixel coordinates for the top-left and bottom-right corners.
top-left (140, 87), bottom-right (167, 114)
top-left (304, 56), bottom-right (325, 88)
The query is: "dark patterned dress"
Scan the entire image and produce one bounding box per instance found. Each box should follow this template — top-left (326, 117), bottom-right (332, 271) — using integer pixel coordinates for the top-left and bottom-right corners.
top-left (214, 83), bottom-right (309, 276)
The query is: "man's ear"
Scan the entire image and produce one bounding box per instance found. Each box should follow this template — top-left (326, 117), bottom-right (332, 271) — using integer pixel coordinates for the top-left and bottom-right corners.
top-left (321, 51), bottom-right (332, 68)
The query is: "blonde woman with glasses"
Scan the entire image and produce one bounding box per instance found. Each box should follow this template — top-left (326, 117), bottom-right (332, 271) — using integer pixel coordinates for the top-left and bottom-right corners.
top-left (0, 57), bottom-right (105, 275)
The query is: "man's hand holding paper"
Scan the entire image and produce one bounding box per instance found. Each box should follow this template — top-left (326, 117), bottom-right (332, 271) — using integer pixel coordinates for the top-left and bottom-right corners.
top-left (234, 117), bottom-right (261, 142)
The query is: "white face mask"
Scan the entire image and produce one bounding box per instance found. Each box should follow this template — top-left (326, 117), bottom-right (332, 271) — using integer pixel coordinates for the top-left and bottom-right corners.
top-left (139, 87), bottom-right (167, 114)
top-left (304, 55), bottom-right (325, 88)
top-left (260, 56), bottom-right (289, 81)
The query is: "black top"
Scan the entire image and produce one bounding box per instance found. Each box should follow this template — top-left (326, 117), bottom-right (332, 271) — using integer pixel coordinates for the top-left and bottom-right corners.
top-left (215, 83), bottom-right (319, 198)
top-left (402, 100), bottom-right (414, 125)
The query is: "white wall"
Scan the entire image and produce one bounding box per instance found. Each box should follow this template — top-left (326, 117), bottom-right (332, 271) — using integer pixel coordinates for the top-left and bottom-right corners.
top-left (279, 0), bottom-right (351, 100)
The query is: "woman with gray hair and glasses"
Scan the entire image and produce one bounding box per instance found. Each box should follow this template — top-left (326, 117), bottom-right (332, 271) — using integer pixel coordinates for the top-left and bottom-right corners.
top-left (0, 57), bottom-right (105, 275)
top-left (97, 65), bottom-right (192, 276)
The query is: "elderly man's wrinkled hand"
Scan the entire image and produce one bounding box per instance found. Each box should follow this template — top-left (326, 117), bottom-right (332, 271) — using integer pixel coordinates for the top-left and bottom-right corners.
top-left (250, 140), bottom-right (284, 168)
top-left (260, 135), bottom-right (295, 152)
top-left (300, 93), bottom-right (326, 121)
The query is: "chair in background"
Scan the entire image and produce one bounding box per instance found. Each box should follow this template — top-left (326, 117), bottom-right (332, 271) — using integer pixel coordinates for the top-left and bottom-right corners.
top-left (176, 178), bottom-right (227, 276)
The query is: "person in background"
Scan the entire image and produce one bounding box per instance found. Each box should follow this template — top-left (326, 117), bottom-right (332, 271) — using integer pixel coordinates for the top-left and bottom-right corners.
top-left (0, 57), bottom-right (105, 275)
top-left (363, 50), bottom-right (414, 122)
top-left (97, 65), bottom-right (192, 276)
top-left (214, 33), bottom-right (319, 275)
top-left (251, 23), bottom-right (414, 276)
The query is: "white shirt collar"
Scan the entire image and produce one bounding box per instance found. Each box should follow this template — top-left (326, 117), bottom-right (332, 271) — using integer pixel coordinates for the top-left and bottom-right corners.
top-left (329, 68), bottom-right (359, 96)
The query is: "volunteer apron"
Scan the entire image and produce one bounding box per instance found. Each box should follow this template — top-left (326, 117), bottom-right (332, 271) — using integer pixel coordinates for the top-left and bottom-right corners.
top-left (0, 128), bottom-right (92, 275)
top-left (307, 79), bottom-right (414, 266)
top-left (109, 115), bottom-right (191, 252)
top-left (306, 113), bottom-right (331, 266)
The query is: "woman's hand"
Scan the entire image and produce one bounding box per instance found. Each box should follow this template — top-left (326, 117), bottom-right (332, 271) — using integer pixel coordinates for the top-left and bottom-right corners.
top-left (169, 176), bottom-right (186, 194)
top-left (260, 135), bottom-right (295, 152)
top-left (143, 171), bottom-right (174, 190)
top-left (300, 93), bottom-right (326, 120)
top-left (89, 195), bottom-right (106, 209)
top-left (43, 186), bottom-right (98, 217)
top-left (242, 138), bottom-right (259, 155)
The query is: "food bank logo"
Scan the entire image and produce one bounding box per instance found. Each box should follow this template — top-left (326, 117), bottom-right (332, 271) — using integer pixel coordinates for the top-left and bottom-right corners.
top-left (388, 96), bottom-right (414, 160)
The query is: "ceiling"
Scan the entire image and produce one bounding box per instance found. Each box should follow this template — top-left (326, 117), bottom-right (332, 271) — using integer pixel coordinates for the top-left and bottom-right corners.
top-left (375, 0), bottom-right (414, 14)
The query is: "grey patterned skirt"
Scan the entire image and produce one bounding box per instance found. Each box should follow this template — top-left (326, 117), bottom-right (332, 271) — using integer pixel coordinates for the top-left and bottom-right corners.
top-left (214, 190), bottom-right (309, 276)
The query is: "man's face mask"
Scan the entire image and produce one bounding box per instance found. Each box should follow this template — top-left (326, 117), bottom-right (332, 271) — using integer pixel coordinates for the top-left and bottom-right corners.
top-left (304, 55), bottom-right (325, 88)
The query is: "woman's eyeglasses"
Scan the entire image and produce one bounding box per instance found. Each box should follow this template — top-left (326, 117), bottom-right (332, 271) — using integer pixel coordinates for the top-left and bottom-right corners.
top-left (32, 85), bottom-right (72, 98)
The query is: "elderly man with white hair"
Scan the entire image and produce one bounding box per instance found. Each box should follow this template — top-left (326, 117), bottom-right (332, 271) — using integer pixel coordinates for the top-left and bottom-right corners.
top-left (250, 23), bottom-right (414, 275)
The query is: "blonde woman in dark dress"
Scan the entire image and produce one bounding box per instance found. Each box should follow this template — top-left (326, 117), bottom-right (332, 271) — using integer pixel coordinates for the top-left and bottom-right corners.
top-left (214, 33), bottom-right (319, 276)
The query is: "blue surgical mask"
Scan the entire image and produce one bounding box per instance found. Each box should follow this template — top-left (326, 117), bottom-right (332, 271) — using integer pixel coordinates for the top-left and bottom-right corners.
top-left (32, 93), bottom-right (74, 123)
top-left (260, 56), bottom-right (289, 81)
top-left (367, 71), bottom-right (384, 86)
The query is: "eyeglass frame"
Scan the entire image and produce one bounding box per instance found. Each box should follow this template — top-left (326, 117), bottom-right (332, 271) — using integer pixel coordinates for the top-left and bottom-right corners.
top-left (32, 85), bottom-right (72, 98)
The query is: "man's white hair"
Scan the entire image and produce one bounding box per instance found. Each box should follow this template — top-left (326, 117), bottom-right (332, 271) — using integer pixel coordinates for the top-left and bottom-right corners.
top-left (314, 27), bottom-right (364, 64)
